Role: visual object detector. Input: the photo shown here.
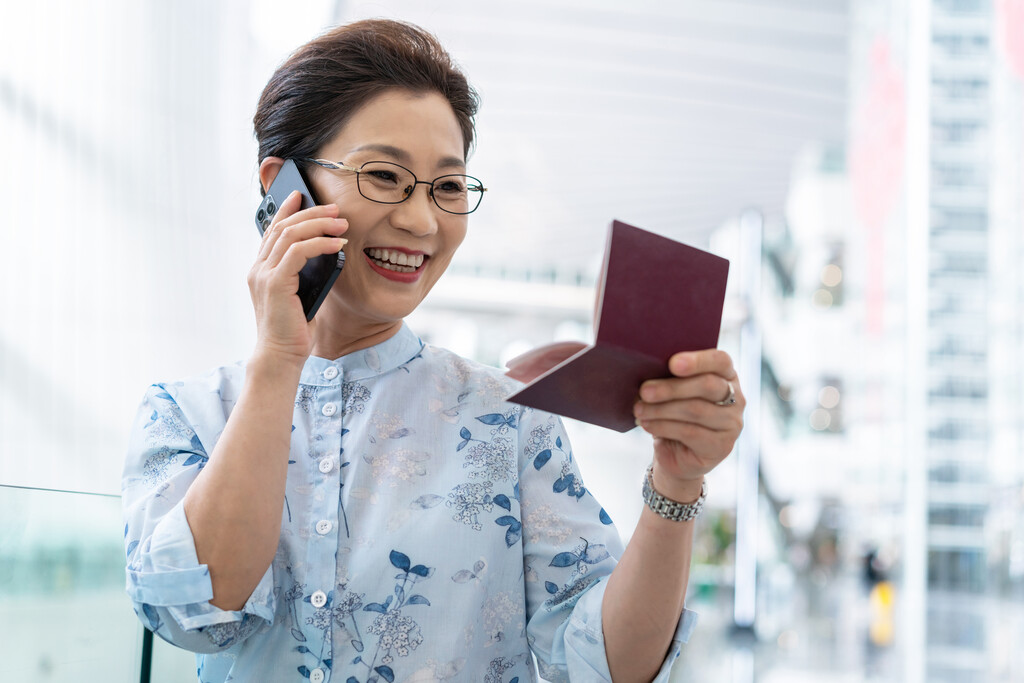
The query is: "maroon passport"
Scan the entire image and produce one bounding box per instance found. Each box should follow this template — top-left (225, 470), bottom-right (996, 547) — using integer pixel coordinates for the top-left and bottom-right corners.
top-left (505, 219), bottom-right (730, 432)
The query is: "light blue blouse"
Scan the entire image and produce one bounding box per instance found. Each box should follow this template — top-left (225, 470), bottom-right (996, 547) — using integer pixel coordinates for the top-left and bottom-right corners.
top-left (122, 324), bottom-right (696, 682)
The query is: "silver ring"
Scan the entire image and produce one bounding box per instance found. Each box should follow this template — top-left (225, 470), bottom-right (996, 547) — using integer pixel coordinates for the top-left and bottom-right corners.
top-left (714, 381), bottom-right (737, 407)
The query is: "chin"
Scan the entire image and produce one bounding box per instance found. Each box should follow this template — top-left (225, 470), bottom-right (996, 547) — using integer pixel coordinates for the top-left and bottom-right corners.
top-left (353, 298), bottom-right (422, 326)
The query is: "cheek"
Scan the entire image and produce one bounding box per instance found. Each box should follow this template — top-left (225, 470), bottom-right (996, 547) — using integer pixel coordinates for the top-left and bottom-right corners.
top-left (330, 186), bottom-right (364, 214)
top-left (310, 172), bottom-right (360, 209)
top-left (442, 220), bottom-right (469, 254)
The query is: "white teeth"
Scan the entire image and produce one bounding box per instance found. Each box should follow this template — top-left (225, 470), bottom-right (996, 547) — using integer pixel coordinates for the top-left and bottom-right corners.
top-left (376, 261), bottom-right (415, 273)
top-left (366, 248), bottom-right (425, 269)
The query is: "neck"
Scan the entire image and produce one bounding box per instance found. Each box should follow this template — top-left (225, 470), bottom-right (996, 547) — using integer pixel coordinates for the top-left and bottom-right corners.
top-left (310, 314), bottom-right (403, 361)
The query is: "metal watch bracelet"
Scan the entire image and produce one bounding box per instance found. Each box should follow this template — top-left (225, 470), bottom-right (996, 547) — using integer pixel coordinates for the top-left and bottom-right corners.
top-left (642, 464), bottom-right (707, 522)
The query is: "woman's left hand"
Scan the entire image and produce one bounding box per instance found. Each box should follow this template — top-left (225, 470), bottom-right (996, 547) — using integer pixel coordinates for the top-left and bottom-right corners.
top-left (633, 349), bottom-right (744, 500)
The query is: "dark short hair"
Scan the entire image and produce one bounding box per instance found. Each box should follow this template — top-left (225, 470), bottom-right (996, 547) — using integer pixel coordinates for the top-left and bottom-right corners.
top-left (253, 19), bottom-right (479, 182)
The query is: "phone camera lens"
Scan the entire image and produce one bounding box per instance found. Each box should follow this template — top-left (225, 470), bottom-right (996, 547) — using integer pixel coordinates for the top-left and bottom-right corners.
top-left (257, 208), bottom-right (266, 222)
top-left (267, 201), bottom-right (276, 215)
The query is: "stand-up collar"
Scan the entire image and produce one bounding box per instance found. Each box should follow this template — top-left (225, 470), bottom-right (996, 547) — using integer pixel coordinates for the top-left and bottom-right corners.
top-left (299, 323), bottom-right (424, 386)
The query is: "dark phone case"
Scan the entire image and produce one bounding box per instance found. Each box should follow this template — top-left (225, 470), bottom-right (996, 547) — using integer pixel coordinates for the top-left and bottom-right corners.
top-left (255, 159), bottom-right (345, 321)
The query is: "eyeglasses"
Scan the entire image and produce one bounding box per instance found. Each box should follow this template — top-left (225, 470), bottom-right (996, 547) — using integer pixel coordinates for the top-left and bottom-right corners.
top-left (303, 158), bottom-right (487, 215)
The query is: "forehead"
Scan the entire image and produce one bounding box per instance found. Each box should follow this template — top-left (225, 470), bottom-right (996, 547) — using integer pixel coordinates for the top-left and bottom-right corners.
top-left (321, 89), bottom-right (465, 167)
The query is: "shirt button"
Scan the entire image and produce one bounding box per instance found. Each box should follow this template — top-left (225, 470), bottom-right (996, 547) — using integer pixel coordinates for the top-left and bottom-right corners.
top-left (323, 366), bottom-right (339, 380)
top-left (315, 519), bottom-right (333, 535)
top-left (310, 668), bottom-right (325, 683)
top-left (318, 458), bottom-right (335, 474)
top-left (321, 402), bottom-right (337, 417)
top-left (310, 590), bottom-right (327, 608)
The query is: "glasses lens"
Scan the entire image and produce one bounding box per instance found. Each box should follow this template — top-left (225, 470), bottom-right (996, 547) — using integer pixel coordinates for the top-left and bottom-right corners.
top-left (432, 174), bottom-right (484, 214)
top-left (356, 161), bottom-right (415, 204)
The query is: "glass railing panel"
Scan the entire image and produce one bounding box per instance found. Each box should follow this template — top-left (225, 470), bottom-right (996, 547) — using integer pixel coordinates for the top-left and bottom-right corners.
top-left (150, 630), bottom-right (202, 682)
top-left (0, 484), bottom-right (142, 682)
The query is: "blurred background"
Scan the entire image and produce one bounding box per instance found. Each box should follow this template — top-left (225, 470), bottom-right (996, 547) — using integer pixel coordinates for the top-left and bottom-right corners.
top-left (1, 0), bottom-right (1023, 681)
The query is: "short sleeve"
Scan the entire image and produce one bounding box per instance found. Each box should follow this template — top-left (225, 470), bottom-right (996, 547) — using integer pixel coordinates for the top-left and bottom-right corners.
top-left (516, 408), bottom-right (696, 682)
top-left (122, 384), bottom-right (276, 653)
top-left (561, 579), bottom-right (699, 681)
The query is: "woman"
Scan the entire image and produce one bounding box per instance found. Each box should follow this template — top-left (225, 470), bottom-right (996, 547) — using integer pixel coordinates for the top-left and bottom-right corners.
top-left (122, 19), bottom-right (744, 683)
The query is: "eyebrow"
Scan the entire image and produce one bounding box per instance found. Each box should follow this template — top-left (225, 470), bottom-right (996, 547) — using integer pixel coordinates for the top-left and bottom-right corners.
top-left (348, 143), bottom-right (466, 171)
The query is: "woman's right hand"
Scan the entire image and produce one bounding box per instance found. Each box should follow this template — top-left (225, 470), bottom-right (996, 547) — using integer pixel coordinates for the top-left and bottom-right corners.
top-left (247, 191), bottom-right (348, 367)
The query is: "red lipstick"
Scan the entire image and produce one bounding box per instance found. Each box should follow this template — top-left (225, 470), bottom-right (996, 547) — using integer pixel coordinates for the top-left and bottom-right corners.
top-left (363, 247), bottom-right (428, 284)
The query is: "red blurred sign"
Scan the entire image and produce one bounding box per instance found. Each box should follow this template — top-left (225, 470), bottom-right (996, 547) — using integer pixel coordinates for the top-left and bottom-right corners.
top-left (998, 0), bottom-right (1024, 78)
top-left (850, 38), bottom-right (906, 337)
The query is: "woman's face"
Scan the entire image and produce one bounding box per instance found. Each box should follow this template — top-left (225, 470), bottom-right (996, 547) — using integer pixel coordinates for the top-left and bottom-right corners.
top-left (305, 89), bottom-right (470, 333)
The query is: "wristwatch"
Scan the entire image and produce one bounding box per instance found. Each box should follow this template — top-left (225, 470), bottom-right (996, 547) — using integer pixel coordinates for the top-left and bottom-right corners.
top-left (642, 464), bottom-right (706, 522)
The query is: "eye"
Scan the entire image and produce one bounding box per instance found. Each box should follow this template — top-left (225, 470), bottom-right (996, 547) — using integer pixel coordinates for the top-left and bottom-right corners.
top-left (434, 177), bottom-right (468, 195)
top-left (365, 169), bottom-right (400, 185)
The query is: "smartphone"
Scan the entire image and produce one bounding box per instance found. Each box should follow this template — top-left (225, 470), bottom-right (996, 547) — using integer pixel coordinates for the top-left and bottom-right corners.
top-left (255, 159), bottom-right (345, 321)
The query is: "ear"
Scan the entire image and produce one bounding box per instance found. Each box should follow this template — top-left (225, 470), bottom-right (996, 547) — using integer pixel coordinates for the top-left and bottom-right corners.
top-left (259, 156), bottom-right (286, 193)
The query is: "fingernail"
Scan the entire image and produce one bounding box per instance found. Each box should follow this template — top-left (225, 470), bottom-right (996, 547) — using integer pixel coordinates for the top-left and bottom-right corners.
top-left (640, 385), bottom-right (656, 401)
top-left (633, 403), bottom-right (644, 418)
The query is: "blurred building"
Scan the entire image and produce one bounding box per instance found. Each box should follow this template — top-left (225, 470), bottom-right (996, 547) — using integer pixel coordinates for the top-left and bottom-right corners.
top-left (848, 0), bottom-right (1024, 680)
top-left (749, 3), bottom-right (1024, 682)
top-left (920, 1), bottom-right (994, 678)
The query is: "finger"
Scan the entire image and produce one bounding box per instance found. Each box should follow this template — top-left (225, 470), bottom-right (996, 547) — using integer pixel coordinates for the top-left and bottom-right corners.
top-left (265, 216), bottom-right (348, 268)
top-left (258, 194), bottom-right (339, 259)
top-left (260, 201), bottom-right (341, 260)
top-left (505, 342), bottom-right (588, 383)
top-left (640, 373), bottom-right (745, 407)
top-left (666, 349), bottom-right (737, 380)
top-left (273, 236), bottom-right (347, 283)
top-left (637, 418), bottom-right (738, 459)
top-left (633, 397), bottom-right (743, 432)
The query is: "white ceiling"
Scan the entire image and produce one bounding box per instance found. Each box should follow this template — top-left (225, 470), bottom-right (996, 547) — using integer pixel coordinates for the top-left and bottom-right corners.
top-left (337, 0), bottom-right (850, 277)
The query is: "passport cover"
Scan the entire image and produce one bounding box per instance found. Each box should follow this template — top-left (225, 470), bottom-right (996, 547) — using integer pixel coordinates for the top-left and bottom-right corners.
top-left (506, 219), bottom-right (730, 432)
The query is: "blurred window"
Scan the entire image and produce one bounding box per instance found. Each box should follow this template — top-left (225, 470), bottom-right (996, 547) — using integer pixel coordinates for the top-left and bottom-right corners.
top-left (927, 549), bottom-right (986, 593)
top-left (932, 33), bottom-right (990, 57)
top-left (928, 417), bottom-right (988, 441)
top-left (929, 290), bottom-right (986, 316)
top-left (927, 603), bottom-right (986, 647)
top-left (932, 163), bottom-right (987, 188)
top-left (928, 505), bottom-right (987, 526)
top-left (931, 77), bottom-right (989, 101)
top-left (931, 120), bottom-right (987, 144)
top-left (930, 251), bottom-right (987, 275)
top-left (929, 374), bottom-right (988, 399)
top-left (928, 462), bottom-right (987, 484)
top-left (929, 333), bottom-right (987, 361)
top-left (932, 207), bottom-right (988, 231)
top-left (933, 0), bottom-right (986, 15)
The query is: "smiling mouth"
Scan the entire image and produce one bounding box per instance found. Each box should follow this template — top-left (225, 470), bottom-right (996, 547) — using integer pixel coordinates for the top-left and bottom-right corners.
top-left (364, 247), bottom-right (426, 273)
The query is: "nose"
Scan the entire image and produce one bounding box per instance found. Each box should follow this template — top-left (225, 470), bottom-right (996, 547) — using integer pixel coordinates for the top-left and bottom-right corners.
top-left (389, 181), bottom-right (439, 236)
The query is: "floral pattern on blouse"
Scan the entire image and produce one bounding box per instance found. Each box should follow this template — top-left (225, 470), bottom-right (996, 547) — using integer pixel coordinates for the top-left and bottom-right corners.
top-left (122, 324), bottom-right (695, 683)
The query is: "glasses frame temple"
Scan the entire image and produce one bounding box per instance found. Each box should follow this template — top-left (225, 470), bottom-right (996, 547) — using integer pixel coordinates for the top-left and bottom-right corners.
top-left (304, 158), bottom-right (362, 173)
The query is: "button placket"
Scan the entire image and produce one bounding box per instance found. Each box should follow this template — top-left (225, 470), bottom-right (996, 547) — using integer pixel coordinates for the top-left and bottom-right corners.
top-left (306, 368), bottom-right (342, 643)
